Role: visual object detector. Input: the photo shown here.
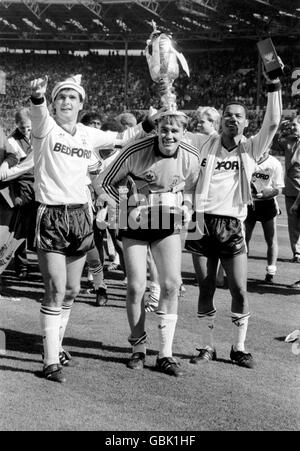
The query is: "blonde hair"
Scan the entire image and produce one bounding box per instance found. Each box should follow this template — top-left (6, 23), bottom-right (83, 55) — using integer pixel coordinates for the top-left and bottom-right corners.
top-left (197, 106), bottom-right (220, 131)
top-left (158, 112), bottom-right (188, 129)
top-left (15, 107), bottom-right (31, 125)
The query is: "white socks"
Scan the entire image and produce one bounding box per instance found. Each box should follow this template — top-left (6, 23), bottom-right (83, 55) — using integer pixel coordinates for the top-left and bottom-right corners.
top-left (40, 306), bottom-right (61, 367)
top-left (59, 302), bottom-right (73, 352)
top-left (149, 282), bottom-right (161, 302)
top-left (156, 312), bottom-right (178, 359)
top-left (133, 343), bottom-right (147, 355)
top-left (41, 301), bottom-right (75, 366)
top-left (89, 263), bottom-right (105, 290)
top-left (266, 265), bottom-right (276, 275)
top-left (231, 312), bottom-right (251, 352)
top-left (197, 309), bottom-right (216, 350)
top-left (128, 332), bottom-right (147, 355)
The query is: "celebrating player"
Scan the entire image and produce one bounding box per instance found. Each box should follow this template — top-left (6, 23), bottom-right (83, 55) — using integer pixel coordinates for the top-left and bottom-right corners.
top-left (98, 111), bottom-right (200, 377)
top-left (185, 72), bottom-right (282, 368)
top-left (29, 74), bottom-right (156, 383)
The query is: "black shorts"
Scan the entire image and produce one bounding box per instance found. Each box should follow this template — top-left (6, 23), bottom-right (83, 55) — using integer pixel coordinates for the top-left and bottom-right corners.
top-left (119, 227), bottom-right (180, 244)
top-left (185, 213), bottom-right (246, 258)
top-left (246, 199), bottom-right (279, 223)
top-left (36, 203), bottom-right (94, 256)
top-left (118, 205), bottom-right (182, 243)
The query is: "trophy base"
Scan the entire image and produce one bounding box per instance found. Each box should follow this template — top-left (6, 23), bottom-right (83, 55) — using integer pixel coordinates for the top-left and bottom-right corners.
top-left (266, 67), bottom-right (284, 80)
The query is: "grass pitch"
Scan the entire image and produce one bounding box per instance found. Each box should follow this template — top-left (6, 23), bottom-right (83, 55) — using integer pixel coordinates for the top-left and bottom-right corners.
top-left (0, 196), bottom-right (299, 431)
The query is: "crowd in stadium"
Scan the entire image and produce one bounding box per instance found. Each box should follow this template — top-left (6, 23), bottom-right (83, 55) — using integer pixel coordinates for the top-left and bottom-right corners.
top-left (0, 47), bottom-right (298, 135)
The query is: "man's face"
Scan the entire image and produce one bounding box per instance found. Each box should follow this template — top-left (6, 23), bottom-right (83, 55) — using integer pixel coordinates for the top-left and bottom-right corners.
top-left (197, 116), bottom-right (215, 135)
top-left (54, 89), bottom-right (83, 122)
top-left (222, 104), bottom-right (249, 138)
top-left (157, 118), bottom-right (185, 156)
top-left (290, 118), bottom-right (300, 138)
top-left (17, 119), bottom-right (31, 139)
top-left (89, 119), bottom-right (101, 129)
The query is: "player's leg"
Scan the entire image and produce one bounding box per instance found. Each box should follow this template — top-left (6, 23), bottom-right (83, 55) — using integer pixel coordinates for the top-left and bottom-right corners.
top-left (14, 239), bottom-right (28, 279)
top-left (150, 233), bottom-right (184, 376)
top-left (93, 223), bottom-right (106, 266)
top-left (190, 255), bottom-right (219, 364)
top-left (262, 217), bottom-right (278, 283)
top-left (285, 196), bottom-right (300, 261)
top-left (145, 247), bottom-right (161, 312)
top-left (38, 249), bottom-right (67, 382)
top-left (122, 237), bottom-right (148, 369)
top-left (244, 217), bottom-right (256, 255)
top-left (192, 253), bottom-right (207, 286)
top-left (58, 254), bottom-right (87, 362)
top-left (221, 253), bottom-right (255, 368)
top-left (109, 228), bottom-right (127, 279)
top-left (86, 245), bottom-right (107, 306)
top-left (216, 261), bottom-right (226, 288)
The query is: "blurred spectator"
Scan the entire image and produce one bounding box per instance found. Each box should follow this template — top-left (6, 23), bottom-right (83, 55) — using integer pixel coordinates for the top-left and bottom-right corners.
top-left (6, 108), bottom-right (34, 279)
top-left (279, 116), bottom-right (300, 262)
top-left (245, 147), bottom-right (284, 283)
top-left (80, 111), bottom-right (103, 129)
top-left (0, 117), bottom-right (35, 277)
top-left (117, 112), bottom-right (137, 130)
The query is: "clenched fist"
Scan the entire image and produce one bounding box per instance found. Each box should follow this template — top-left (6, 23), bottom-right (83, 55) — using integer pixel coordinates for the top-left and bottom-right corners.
top-left (30, 75), bottom-right (48, 99)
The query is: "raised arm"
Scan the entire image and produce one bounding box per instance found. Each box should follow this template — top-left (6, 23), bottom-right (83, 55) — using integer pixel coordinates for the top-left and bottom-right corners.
top-left (92, 107), bottom-right (163, 152)
top-left (251, 77), bottom-right (282, 159)
top-left (30, 75), bottom-right (54, 139)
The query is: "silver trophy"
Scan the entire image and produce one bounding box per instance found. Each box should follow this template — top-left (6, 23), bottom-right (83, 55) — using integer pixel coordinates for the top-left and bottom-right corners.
top-left (145, 21), bottom-right (190, 111)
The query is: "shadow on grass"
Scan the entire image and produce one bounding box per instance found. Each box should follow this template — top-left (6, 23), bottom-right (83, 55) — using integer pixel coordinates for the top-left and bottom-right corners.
top-left (0, 364), bottom-right (38, 375)
top-left (1, 329), bottom-right (197, 376)
top-left (1, 268), bottom-right (44, 302)
top-left (103, 271), bottom-right (126, 283)
top-left (179, 353), bottom-right (234, 366)
top-left (0, 355), bottom-right (41, 364)
top-left (1, 328), bottom-right (156, 359)
top-left (75, 298), bottom-right (126, 309)
top-left (248, 255), bottom-right (292, 263)
top-left (181, 271), bottom-right (197, 286)
top-left (247, 279), bottom-right (297, 296)
top-left (0, 287), bottom-right (43, 302)
top-left (145, 356), bottom-right (234, 375)
top-left (0, 284), bottom-right (126, 307)
top-left (180, 274), bottom-right (298, 295)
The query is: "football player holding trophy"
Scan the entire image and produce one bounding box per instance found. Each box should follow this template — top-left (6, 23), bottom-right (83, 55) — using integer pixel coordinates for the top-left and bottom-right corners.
top-left (100, 23), bottom-right (200, 376)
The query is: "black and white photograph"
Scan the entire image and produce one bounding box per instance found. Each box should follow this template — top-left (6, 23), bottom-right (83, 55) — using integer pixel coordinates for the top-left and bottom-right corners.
top-left (0, 0), bottom-right (299, 435)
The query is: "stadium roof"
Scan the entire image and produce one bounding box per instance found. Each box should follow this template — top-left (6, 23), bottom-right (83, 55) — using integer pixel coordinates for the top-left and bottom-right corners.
top-left (0, 0), bottom-right (299, 52)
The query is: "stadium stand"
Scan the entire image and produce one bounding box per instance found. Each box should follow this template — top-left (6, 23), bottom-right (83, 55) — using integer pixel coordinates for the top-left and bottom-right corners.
top-left (0, 48), bottom-right (298, 135)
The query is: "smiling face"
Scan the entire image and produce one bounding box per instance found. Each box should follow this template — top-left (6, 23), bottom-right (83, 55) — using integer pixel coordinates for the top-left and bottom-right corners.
top-left (54, 89), bottom-right (83, 124)
top-left (222, 104), bottom-right (249, 138)
top-left (157, 115), bottom-right (187, 156)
